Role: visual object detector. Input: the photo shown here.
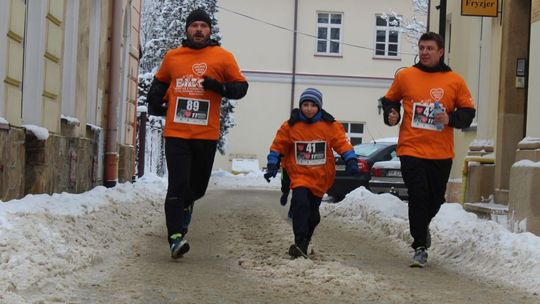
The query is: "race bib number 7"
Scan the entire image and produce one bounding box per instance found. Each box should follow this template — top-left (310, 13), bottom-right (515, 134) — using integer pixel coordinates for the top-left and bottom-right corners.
top-left (295, 141), bottom-right (327, 166)
top-left (411, 102), bottom-right (446, 131)
top-left (174, 97), bottom-right (210, 125)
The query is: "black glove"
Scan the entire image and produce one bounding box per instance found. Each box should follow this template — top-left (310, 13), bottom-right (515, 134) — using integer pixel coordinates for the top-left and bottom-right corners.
top-left (202, 76), bottom-right (225, 95)
top-left (280, 192), bottom-right (289, 206)
top-left (345, 158), bottom-right (360, 176)
top-left (264, 163), bottom-right (279, 182)
top-left (147, 78), bottom-right (170, 116)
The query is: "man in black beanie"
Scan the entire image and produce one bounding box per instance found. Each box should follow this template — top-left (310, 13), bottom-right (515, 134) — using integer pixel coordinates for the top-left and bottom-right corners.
top-left (186, 8), bottom-right (212, 30)
top-left (146, 8), bottom-right (249, 259)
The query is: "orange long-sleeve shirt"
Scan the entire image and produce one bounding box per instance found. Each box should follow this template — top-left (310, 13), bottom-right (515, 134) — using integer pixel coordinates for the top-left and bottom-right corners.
top-left (270, 118), bottom-right (353, 197)
top-left (155, 45), bottom-right (246, 140)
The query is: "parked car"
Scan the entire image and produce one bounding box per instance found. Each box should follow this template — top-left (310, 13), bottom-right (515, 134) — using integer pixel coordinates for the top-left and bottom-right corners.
top-left (327, 139), bottom-right (397, 201)
top-left (369, 156), bottom-right (408, 200)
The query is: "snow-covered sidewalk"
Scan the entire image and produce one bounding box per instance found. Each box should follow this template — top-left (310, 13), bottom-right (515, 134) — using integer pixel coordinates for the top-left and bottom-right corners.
top-left (0, 171), bottom-right (539, 303)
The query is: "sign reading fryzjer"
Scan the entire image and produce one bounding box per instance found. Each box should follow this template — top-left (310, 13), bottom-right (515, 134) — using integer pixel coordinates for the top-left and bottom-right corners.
top-left (461, 0), bottom-right (498, 17)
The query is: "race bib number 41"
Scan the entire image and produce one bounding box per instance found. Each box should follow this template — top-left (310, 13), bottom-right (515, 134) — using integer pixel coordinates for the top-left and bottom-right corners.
top-left (295, 141), bottom-right (326, 166)
top-left (174, 97), bottom-right (210, 125)
top-left (411, 102), bottom-right (446, 131)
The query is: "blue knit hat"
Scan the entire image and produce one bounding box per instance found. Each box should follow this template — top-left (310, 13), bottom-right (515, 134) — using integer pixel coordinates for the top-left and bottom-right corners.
top-left (299, 88), bottom-right (323, 109)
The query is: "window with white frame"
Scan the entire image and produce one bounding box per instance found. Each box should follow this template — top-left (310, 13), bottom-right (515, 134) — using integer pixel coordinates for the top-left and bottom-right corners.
top-left (374, 15), bottom-right (401, 58)
top-left (341, 122), bottom-right (364, 145)
top-left (316, 12), bottom-right (342, 55)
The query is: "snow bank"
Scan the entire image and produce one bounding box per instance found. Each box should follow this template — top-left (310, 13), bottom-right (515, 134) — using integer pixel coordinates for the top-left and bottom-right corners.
top-left (209, 169), bottom-right (281, 190)
top-left (323, 187), bottom-right (540, 294)
top-left (1, 171), bottom-right (539, 301)
top-left (0, 175), bottom-right (166, 303)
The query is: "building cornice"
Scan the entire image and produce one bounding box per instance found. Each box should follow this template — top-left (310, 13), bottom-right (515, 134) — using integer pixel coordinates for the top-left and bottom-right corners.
top-left (242, 70), bottom-right (393, 88)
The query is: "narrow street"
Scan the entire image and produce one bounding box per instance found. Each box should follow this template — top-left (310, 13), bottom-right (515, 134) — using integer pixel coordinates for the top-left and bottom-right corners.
top-left (68, 189), bottom-right (538, 304)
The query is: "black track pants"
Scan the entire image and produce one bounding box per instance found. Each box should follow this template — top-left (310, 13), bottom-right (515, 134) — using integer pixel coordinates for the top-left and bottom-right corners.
top-left (290, 187), bottom-right (322, 251)
top-left (164, 137), bottom-right (217, 243)
top-left (400, 155), bottom-right (452, 249)
top-left (281, 169), bottom-right (291, 195)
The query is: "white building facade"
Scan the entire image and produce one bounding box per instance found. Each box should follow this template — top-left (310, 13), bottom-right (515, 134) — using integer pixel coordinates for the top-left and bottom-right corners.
top-left (214, 0), bottom-right (427, 170)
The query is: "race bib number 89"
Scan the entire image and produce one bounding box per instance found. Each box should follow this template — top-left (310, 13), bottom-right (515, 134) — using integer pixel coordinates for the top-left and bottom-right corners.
top-left (295, 141), bottom-right (327, 166)
top-left (174, 97), bottom-right (210, 125)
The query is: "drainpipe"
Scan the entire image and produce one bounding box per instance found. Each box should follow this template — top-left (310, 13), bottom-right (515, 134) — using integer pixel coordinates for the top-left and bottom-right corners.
top-left (438, 0), bottom-right (446, 40)
top-left (426, 0), bottom-right (431, 32)
top-left (104, 0), bottom-right (123, 188)
top-left (290, 0), bottom-right (298, 111)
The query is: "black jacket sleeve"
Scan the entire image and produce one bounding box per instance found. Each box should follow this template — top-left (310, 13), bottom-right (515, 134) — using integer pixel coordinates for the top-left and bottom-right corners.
top-left (379, 97), bottom-right (401, 126)
top-left (448, 108), bottom-right (476, 129)
top-left (147, 78), bottom-right (169, 116)
top-left (223, 81), bottom-right (249, 100)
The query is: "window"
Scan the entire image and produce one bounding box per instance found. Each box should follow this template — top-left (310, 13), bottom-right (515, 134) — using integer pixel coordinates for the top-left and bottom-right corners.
top-left (374, 15), bottom-right (400, 58)
top-left (341, 122), bottom-right (364, 145)
top-left (316, 12), bottom-right (342, 55)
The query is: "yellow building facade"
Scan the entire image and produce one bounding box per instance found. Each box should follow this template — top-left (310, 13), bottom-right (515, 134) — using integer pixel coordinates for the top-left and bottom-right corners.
top-left (0, 0), bottom-right (141, 201)
top-left (429, 0), bottom-right (540, 234)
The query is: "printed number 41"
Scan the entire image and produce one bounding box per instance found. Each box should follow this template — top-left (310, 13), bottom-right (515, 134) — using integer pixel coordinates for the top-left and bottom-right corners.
top-left (305, 143), bottom-right (317, 153)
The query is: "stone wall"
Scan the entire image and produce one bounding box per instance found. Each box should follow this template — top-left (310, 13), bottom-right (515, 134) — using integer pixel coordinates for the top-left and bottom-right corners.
top-left (509, 138), bottom-right (540, 235)
top-left (24, 133), bottom-right (99, 195)
top-left (0, 127), bottom-right (26, 201)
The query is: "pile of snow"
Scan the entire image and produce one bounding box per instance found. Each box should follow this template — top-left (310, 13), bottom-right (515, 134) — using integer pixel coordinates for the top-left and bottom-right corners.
top-left (1, 171), bottom-right (539, 300)
top-left (231, 158), bottom-right (260, 174)
top-left (209, 169), bottom-right (281, 190)
top-left (0, 175), bottom-right (167, 303)
top-left (323, 188), bottom-right (540, 294)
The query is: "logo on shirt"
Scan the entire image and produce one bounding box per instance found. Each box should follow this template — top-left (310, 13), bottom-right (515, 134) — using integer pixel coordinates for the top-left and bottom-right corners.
top-left (192, 63), bottom-right (207, 76)
top-left (430, 88), bottom-right (444, 101)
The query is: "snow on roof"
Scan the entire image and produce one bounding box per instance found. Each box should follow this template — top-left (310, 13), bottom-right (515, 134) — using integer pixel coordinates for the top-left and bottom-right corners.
top-left (60, 114), bottom-right (81, 126)
top-left (520, 137), bottom-right (540, 144)
top-left (470, 138), bottom-right (494, 146)
top-left (513, 159), bottom-right (540, 168)
top-left (86, 123), bottom-right (102, 132)
top-left (22, 124), bottom-right (49, 140)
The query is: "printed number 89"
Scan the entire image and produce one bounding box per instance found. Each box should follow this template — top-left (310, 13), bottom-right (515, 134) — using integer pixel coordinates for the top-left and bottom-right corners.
top-left (186, 100), bottom-right (200, 111)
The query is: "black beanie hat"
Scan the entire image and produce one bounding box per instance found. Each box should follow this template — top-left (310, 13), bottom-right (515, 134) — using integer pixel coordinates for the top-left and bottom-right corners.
top-left (186, 9), bottom-right (212, 30)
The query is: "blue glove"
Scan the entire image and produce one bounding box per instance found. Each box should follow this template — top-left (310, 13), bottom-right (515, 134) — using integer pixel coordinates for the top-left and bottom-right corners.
top-left (345, 158), bottom-right (360, 175)
top-left (264, 151), bottom-right (281, 182)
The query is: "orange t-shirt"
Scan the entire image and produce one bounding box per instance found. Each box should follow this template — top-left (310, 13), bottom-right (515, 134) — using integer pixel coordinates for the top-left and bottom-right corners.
top-left (154, 45), bottom-right (246, 140)
top-left (270, 120), bottom-right (353, 197)
top-left (384, 66), bottom-right (475, 159)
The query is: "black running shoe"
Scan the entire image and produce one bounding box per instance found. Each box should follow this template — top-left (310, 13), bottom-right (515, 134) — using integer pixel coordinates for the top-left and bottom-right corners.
top-left (288, 244), bottom-right (309, 259)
